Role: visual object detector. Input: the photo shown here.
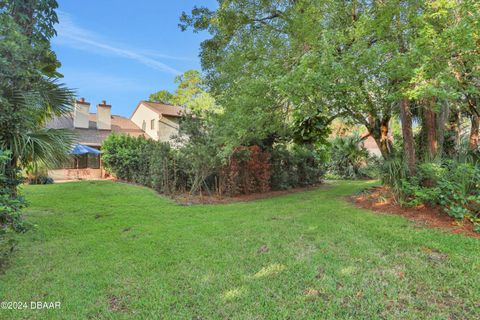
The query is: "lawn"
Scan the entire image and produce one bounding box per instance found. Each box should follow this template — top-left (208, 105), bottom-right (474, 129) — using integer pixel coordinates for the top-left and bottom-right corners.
top-left (0, 181), bottom-right (478, 319)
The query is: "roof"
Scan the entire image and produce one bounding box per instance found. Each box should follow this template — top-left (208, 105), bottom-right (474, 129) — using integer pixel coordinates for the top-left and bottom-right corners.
top-left (46, 113), bottom-right (146, 146)
top-left (131, 101), bottom-right (184, 118)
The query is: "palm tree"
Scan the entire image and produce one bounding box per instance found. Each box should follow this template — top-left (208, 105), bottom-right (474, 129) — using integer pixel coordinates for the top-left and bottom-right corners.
top-left (1, 78), bottom-right (75, 194)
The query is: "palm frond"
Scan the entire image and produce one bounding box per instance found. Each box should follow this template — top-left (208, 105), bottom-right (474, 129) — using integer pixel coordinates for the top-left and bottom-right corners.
top-left (8, 128), bottom-right (75, 168)
top-left (24, 77), bottom-right (75, 122)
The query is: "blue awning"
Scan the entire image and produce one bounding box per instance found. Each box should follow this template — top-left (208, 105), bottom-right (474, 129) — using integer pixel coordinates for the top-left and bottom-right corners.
top-left (70, 144), bottom-right (102, 155)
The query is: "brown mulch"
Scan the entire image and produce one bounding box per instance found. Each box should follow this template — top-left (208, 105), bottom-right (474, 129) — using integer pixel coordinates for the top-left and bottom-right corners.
top-left (349, 186), bottom-right (480, 239)
top-left (173, 184), bottom-right (325, 205)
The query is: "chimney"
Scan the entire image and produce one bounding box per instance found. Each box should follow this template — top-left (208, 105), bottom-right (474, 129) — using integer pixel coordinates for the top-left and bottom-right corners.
top-left (74, 98), bottom-right (90, 129)
top-left (96, 100), bottom-right (112, 130)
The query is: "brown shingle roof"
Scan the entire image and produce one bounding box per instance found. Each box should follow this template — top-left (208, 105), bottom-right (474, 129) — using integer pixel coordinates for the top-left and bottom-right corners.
top-left (133, 101), bottom-right (185, 118)
top-left (46, 113), bottom-right (145, 146)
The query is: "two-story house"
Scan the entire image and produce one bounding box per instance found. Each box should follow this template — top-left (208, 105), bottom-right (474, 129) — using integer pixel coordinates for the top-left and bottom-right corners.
top-left (46, 98), bottom-right (184, 180)
top-left (130, 101), bottom-right (183, 142)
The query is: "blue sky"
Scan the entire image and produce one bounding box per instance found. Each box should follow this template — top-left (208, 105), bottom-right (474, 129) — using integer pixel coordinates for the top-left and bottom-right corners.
top-left (52, 1), bottom-right (216, 117)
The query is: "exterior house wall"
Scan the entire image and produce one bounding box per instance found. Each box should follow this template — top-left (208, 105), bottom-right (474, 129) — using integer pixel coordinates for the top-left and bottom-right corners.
top-left (158, 116), bottom-right (180, 142)
top-left (48, 168), bottom-right (104, 180)
top-left (130, 104), bottom-right (160, 140)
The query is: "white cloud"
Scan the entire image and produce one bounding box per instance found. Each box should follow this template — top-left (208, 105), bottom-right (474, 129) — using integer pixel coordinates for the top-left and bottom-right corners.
top-left (60, 69), bottom-right (156, 93)
top-left (54, 11), bottom-right (182, 75)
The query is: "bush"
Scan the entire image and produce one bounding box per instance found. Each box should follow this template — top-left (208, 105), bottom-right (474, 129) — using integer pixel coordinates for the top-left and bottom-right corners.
top-left (0, 150), bottom-right (29, 268)
top-left (222, 145), bottom-right (271, 195)
top-left (101, 134), bottom-right (153, 184)
top-left (270, 144), bottom-right (326, 190)
top-left (102, 133), bottom-right (325, 196)
top-left (28, 175), bottom-right (54, 185)
top-left (327, 134), bottom-right (373, 179)
top-left (25, 162), bottom-right (53, 185)
top-left (394, 161), bottom-right (480, 223)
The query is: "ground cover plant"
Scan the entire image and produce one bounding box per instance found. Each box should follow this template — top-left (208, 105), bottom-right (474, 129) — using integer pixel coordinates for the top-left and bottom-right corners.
top-left (0, 180), bottom-right (478, 319)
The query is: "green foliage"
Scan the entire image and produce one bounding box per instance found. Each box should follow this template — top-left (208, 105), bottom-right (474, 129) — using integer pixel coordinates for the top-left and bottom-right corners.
top-left (102, 117), bottom-right (325, 196)
top-left (392, 161), bottom-right (480, 224)
top-left (101, 134), bottom-right (155, 185)
top-left (148, 70), bottom-right (219, 116)
top-left (270, 144), bottom-right (326, 190)
top-left (0, 0), bottom-right (74, 186)
top-left (0, 150), bottom-right (29, 268)
top-left (0, 0), bottom-right (72, 266)
top-left (28, 175), bottom-right (54, 185)
top-left (327, 134), bottom-right (372, 180)
top-left (148, 90), bottom-right (173, 104)
top-left (380, 157), bottom-right (410, 197)
top-left (101, 130), bottom-right (219, 195)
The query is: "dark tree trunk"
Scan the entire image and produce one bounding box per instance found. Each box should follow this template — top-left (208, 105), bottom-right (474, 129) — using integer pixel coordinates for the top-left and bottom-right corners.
top-left (369, 118), bottom-right (393, 160)
top-left (436, 100), bottom-right (449, 158)
top-left (445, 108), bottom-right (461, 157)
top-left (399, 98), bottom-right (416, 175)
top-left (468, 96), bottom-right (479, 151)
top-left (423, 99), bottom-right (438, 161)
top-left (469, 113), bottom-right (480, 151)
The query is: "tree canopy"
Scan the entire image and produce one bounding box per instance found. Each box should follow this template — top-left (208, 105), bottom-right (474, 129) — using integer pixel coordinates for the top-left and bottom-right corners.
top-left (180, 0), bottom-right (480, 170)
top-left (148, 69), bottom-right (218, 116)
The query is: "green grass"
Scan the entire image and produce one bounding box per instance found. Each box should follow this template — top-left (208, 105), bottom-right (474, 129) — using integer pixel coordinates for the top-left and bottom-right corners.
top-left (0, 181), bottom-right (478, 319)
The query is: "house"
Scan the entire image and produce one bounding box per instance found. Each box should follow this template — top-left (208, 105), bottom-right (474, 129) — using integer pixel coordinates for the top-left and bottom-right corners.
top-left (362, 135), bottom-right (384, 157)
top-left (46, 98), bottom-right (184, 180)
top-left (130, 101), bottom-right (184, 142)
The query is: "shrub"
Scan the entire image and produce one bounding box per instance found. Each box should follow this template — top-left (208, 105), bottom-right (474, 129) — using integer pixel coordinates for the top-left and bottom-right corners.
top-left (28, 176), bottom-right (54, 185)
top-left (393, 161), bottom-right (480, 223)
top-left (222, 145), bottom-right (271, 195)
top-left (380, 156), bottom-right (410, 199)
top-left (270, 144), bottom-right (325, 190)
top-left (102, 134), bottom-right (156, 185)
top-left (0, 150), bottom-right (30, 268)
top-left (327, 134), bottom-right (372, 179)
top-left (25, 162), bottom-right (53, 185)
top-left (102, 134), bottom-right (325, 196)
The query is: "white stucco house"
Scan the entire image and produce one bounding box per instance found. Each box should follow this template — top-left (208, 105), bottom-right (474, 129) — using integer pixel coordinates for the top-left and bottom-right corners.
top-left (45, 98), bottom-right (184, 180)
top-left (130, 101), bottom-right (184, 142)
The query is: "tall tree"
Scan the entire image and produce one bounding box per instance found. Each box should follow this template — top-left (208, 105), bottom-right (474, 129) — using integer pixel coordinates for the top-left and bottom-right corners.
top-left (149, 90), bottom-right (174, 104)
top-left (180, 1), bottom-right (429, 158)
top-left (149, 70), bottom-right (218, 116)
top-left (0, 0), bottom-right (74, 195)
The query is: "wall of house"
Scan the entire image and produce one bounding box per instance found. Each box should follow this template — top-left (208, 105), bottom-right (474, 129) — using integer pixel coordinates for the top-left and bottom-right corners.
top-left (48, 168), bottom-right (104, 181)
top-left (130, 104), bottom-right (160, 140)
top-left (158, 116), bottom-right (180, 142)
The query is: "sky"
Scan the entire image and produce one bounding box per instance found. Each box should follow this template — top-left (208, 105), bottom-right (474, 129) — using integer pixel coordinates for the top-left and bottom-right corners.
top-left (52, 1), bottom-right (217, 117)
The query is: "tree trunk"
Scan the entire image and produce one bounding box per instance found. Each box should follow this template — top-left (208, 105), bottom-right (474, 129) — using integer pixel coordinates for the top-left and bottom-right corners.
top-left (445, 107), bottom-right (460, 157)
top-left (469, 113), bottom-right (480, 151)
top-left (369, 118), bottom-right (393, 160)
top-left (436, 100), bottom-right (449, 158)
top-left (399, 98), bottom-right (416, 175)
top-left (423, 100), bottom-right (438, 161)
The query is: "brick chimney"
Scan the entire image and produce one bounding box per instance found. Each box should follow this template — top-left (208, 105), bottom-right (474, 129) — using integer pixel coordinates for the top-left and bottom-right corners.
top-left (96, 100), bottom-right (111, 130)
top-left (73, 98), bottom-right (90, 129)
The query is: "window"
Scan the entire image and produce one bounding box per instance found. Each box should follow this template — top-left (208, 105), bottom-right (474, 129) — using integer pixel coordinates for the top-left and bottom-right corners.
top-left (58, 153), bottom-right (100, 169)
top-left (142, 120), bottom-right (146, 131)
top-left (150, 119), bottom-right (155, 130)
top-left (87, 154), bottom-right (100, 169)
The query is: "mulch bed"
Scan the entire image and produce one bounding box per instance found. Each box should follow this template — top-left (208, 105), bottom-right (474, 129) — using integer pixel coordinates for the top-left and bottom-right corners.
top-left (173, 184), bottom-right (325, 205)
top-left (349, 186), bottom-right (480, 239)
